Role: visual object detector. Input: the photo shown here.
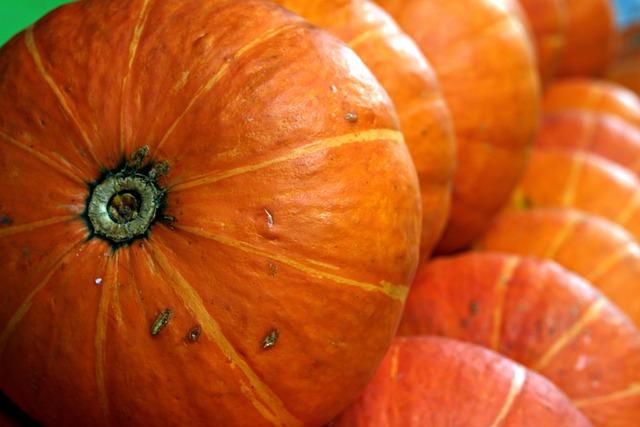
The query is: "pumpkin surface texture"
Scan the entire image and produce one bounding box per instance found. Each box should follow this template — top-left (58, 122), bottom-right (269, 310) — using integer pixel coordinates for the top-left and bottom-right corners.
top-left (544, 79), bottom-right (640, 128)
top-left (535, 111), bottom-right (640, 175)
top-left (274, 0), bottom-right (456, 255)
top-left (476, 208), bottom-right (640, 326)
top-left (518, 0), bottom-right (568, 85)
top-left (511, 147), bottom-right (640, 242)
top-left (557, 0), bottom-right (615, 76)
top-left (0, 1), bottom-right (423, 426)
top-left (400, 253), bottom-right (640, 427)
top-left (377, 0), bottom-right (541, 253)
top-left (333, 337), bottom-right (592, 427)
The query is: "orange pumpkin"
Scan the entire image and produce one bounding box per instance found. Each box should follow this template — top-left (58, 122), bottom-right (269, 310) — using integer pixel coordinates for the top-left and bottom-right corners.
top-left (544, 78), bottom-right (640, 128)
top-left (606, 56), bottom-right (640, 96)
top-left (510, 147), bottom-right (640, 242)
top-left (377, 0), bottom-right (541, 253)
top-left (536, 111), bottom-right (640, 175)
top-left (401, 253), bottom-right (640, 426)
top-left (476, 208), bottom-right (640, 326)
top-left (334, 337), bottom-right (591, 427)
top-left (557, 0), bottom-right (615, 76)
top-left (518, 0), bottom-right (568, 84)
top-left (0, 1), bottom-right (422, 426)
top-left (274, 0), bottom-right (456, 255)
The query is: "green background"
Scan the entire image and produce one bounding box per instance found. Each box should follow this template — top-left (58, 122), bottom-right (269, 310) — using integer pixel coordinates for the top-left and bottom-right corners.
top-left (0, 0), bottom-right (71, 46)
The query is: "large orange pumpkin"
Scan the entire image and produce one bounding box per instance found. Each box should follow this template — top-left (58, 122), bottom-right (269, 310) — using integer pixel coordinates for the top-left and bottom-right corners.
top-left (377, 0), bottom-right (541, 253)
top-left (536, 111), bottom-right (640, 175)
top-left (476, 208), bottom-right (640, 326)
top-left (0, 1), bottom-right (422, 426)
top-left (510, 147), bottom-right (640, 242)
top-left (334, 337), bottom-right (591, 427)
top-left (401, 253), bottom-right (640, 426)
top-left (544, 78), bottom-right (640, 128)
top-left (518, 0), bottom-right (568, 85)
top-left (274, 0), bottom-right (456, 255)
top-left (557, 0), bottom-right (615, 76)
top-left (606, 56), bottom-right (640, 96)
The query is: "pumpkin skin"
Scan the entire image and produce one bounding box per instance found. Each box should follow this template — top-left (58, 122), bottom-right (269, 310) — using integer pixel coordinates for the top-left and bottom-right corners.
top-left (510, 147), bottom-right (640, 242)
top-left (333, 337), bottom-right (591, 427)
top-left (274, 0), bottom-right (456, 255)
top-left (535, 111), bottom-right (640, 175)
top-left (0, 1), bottom-right (422, 426)
top-left (544, 79), bottom-right (640, 128)
top-left (606, 56), bottom-right (640, 97)
top-left (518, 0), bottom-right (568, 85)
top-left (557, 0), bottom-right (615, 76)
top-left (377, 0), bottom-right (541, 253)
top-left (400, 253), bottom-right (640, 427)
top-left (476, 208), bottom-right (640, 326)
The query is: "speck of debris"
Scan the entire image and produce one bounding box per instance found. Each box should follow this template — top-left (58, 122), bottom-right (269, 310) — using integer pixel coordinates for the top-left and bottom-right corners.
top-left (262, 329), bottom-right (279, 350)
top-left (344, 112), bottom-right (358, 123)
top-left (264, 208), bottom-right (274, 228)
top-left (267, 261), bottom-right (278, 277)
top-left (330, 85), bottom-right (338, 93)
top-left (186, 325), bottom-right (202, 343)
top-left (0, 215), bottom-right (13, 225)
top-left (151, 309), bottom-right (172, 336)
top-left (94, 277), bottom-right (103, 285)
top-left (469, 300), bottom-right (479, 315)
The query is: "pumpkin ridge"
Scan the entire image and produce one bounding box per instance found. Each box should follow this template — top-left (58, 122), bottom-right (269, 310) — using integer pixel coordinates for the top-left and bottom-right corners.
top-left (0, 215), bottom-right (77, 238)
top-left (347, 26), bottom-right (393, 49)
top-left (146, 241), bottom-right (302, 427)
top-left (0, 241), bottom-right (82, 357)
top-left (0, 131), bottom-right (87, 184)
top-left (489, 364), bottom-right (527, 427)
top-left (175, 224), bottom-right (408, 301)
top-left (615, 191), bottom-right (640, 225)
top-left (94, 253), bottom-right (119, 423)
top-left (490, 257), bottom-right (521, 350)
top-left (169, 129), bottom-right (404, 192)
top-left (119, 0), bottom-right (153, 153)
top-left (559, 153), bottom-right (586, 207)
top-left (24, 27), bottom-right (102, 168)
top-left (152, 22), bottom-right (300, 158)
top-left (586, 246), bottom-right (637, 283)
top-left (574, 383), bottom-right (640, 408)
top-left (542, 211), bottom-right (580, 258)
top-left (532, 298), bottom-right (606, 371)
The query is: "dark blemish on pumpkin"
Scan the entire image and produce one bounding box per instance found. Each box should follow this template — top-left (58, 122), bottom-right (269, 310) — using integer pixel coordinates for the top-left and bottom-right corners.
top-left (469, 300), bottom-right (479, 316)
top-left (264, 208), bottom-right (274, 228)
top-left (344, 112), bottom-right (358, 123)
top-left (0, 215), bottom-right (13, 225)
top-left (150, 309), bottom-right (172, 336)
top-left (186, 325), bottom-right (202, 343)
top-left (512, 189), bottom-right (533, 211)
top-left (267, 261), bottom-right (278, 277)
top-left (262, 329), bottom-right (279, 350)
top-left (460, 319), bottom-right (469, 329)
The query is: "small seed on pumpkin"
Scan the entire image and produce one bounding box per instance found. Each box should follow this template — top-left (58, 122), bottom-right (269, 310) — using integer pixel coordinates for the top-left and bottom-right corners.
top-left (344, 112), bottom-right (358, 122)
top-left (262, 329), bottom-right (279, 350)
top-left (469, 300), bottom-right (479, 315)
top-left (151, 309), bottom-right (172, 336)
top-left (186, 325), bottom-right (202, 342)
top-left (94, 277), bottom-right (103, 285)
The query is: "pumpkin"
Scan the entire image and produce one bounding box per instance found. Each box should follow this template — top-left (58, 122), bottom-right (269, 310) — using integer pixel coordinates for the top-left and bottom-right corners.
top-left (518, 0), bottom-right (568, 85)
top-left (377, 0), bottom-right (541, 253)
top-left (535, 111), bottom-right (640, 175)
top-left (333, 336), bottom-right (591, 427)
top-left (510, 147), bottom-right (640, 242)
top-left (476, 208), bottom-right (640, 326)
top-left (557, 0), bottom-right (615, 76)
top-left (400, 253), bottom-right (640, 426)
top-left (544, 78), bottom-right (640, 128)
top-left (0, 392), bottom-right (36, 427)
top-left (0, 1), bottom-right (423, 426)
top-left (273, 0), bottom-right (456, 255)
top-left (606, 56), bottom-right (640, 97)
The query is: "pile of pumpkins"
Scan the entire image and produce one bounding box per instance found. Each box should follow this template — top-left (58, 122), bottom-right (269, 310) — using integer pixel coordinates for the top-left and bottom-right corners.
top-left (0, 0), bottom-right (639, 426)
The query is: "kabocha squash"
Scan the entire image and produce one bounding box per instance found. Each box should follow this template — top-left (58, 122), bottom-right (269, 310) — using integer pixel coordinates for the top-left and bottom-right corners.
top-left (334, 337), bottom-right (591, 427)
top-left (274, 0), bottom-right (456, 255)
top-left (401, 253), bottom-right (640, 427)
top-left (377, 0), bottom-right (541, 253)
top-left (510, 147), bottom-right (640, 242)
top-left (544, 79), bottom-right (640, 128)
top-left (557, 0), bottom-right (615, 76)
top-left (476, 208), bottom-right (640, 326)
top-left (536, 111), bottom-right (640, 175)
top-left (0, 1), bottom-right (423, 426)
top-left (518, 0), bottom-right (568, 85)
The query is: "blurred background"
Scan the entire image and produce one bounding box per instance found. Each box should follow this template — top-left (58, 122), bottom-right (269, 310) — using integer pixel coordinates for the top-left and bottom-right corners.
top-left (0, 0), bottom-right (639, 46)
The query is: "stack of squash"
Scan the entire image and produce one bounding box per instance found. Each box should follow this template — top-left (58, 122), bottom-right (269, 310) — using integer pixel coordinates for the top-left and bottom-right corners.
top-left (0, 0), bottom-right (637, 426)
